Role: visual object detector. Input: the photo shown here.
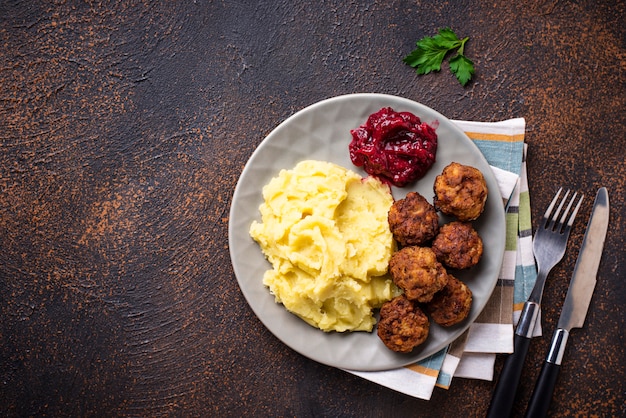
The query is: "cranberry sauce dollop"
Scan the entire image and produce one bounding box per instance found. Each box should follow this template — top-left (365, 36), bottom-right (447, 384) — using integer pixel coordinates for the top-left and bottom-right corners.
top-left (349, 107), bottom-right (438, 187)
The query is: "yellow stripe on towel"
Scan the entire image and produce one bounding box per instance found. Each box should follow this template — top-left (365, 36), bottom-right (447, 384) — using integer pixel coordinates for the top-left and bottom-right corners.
top-left (404, 363), bottom-right (440, 378)
top-left (464, 132), bottom-right (525, 142)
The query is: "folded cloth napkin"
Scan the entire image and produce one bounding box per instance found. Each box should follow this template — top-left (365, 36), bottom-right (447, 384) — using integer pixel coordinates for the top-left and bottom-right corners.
top-left (348, 118), bottom-right (537, 400)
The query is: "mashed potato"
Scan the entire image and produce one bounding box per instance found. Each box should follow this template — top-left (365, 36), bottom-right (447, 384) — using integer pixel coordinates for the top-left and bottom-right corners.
top-left (249, 160), bottom-right (398, 332)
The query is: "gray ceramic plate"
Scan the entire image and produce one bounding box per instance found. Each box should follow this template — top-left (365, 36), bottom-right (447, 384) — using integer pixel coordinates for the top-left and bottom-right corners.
top-left (228, 93), bottom-right (505, 371)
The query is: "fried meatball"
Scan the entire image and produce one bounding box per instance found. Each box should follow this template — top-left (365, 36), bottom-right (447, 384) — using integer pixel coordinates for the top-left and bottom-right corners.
top-left (388, 246), bottom-right (448, 303)
top-left (433, 162), bottom-right (488, 221)
top-left (377, 294), bottom-right (430, 353)
top-left (424, 274), bottom-right (473, 327)
top-left (388, 192), bottom-right (440, 247)
top-left (432, 221), bottom-right (483, 269)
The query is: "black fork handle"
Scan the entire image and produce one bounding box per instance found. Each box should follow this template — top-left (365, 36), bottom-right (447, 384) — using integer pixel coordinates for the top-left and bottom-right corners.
top-left (486, 301), bottom-right (540, 418)
top-left (486, 333), bottom-right (532, 418)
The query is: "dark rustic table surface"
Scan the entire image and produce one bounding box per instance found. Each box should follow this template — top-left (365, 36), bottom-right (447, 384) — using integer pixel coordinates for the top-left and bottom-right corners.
top-left (1, 1), bottom-right (624, 417)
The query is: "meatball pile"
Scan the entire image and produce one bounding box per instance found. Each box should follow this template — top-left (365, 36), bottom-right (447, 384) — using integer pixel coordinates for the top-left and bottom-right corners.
top-left (377, 162), bottom-right (488, 353)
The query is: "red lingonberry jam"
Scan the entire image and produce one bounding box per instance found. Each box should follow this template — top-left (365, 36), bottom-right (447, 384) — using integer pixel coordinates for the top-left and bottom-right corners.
top-left (349, 107), bottom-right (438, 187)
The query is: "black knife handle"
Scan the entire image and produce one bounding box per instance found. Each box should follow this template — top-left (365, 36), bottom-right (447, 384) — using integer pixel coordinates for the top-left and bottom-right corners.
top-left (525, 361), bottom-right (561, 418)
top-left (525, 328), bottom-right (569, 417)
top-left (486, 333), bottom-right (532, 418)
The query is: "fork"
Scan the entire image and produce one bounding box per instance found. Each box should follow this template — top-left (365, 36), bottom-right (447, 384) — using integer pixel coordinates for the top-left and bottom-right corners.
top-left (487, 188), bottom-right (584, 418)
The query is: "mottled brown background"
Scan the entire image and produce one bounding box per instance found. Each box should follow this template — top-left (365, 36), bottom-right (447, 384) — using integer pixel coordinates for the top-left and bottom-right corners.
top-left (1, 1), bottom-right (624, 417)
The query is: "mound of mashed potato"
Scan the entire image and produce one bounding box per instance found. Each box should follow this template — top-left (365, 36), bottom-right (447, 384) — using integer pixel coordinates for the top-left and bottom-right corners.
top-left (249, 160), bottom-right (398, 332)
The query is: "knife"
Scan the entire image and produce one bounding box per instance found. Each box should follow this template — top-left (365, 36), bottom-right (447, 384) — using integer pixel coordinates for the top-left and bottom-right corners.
top-left (524, 187), bottom-right (609, 418)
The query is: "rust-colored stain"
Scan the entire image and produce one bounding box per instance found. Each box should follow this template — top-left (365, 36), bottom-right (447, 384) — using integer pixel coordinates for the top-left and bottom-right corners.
top-left (1, 1), bottom-right (624, 417)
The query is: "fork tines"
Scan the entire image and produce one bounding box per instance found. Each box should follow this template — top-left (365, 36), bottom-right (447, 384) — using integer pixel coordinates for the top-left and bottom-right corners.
top-left (543, 188), bottom-right (584, 234)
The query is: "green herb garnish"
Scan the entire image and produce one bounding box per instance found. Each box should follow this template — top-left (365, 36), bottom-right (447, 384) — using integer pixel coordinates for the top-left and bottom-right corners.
top-left (404, 28), bottom-right (475, 86)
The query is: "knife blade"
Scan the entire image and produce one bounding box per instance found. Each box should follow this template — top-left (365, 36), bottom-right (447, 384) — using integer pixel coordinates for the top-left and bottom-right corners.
top-left (525, 187), bottom-right (609, 418)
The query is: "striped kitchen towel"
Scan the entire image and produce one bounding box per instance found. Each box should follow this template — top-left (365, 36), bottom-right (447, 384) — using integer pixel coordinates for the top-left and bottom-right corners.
top-left (349, 118), bottom-right (537, 400)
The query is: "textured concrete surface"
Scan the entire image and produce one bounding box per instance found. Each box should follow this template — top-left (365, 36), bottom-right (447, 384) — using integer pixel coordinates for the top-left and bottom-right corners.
top-left (1, 1), bottom-right (624, 417)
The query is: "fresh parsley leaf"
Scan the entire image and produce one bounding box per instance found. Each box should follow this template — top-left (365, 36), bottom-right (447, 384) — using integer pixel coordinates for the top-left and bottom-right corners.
top-left (404, 28), bottom-right (475, 86)
top-left (449, 54), bottom-right (474, 86)
top-left (404, 46), bottom-right (447, 74)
